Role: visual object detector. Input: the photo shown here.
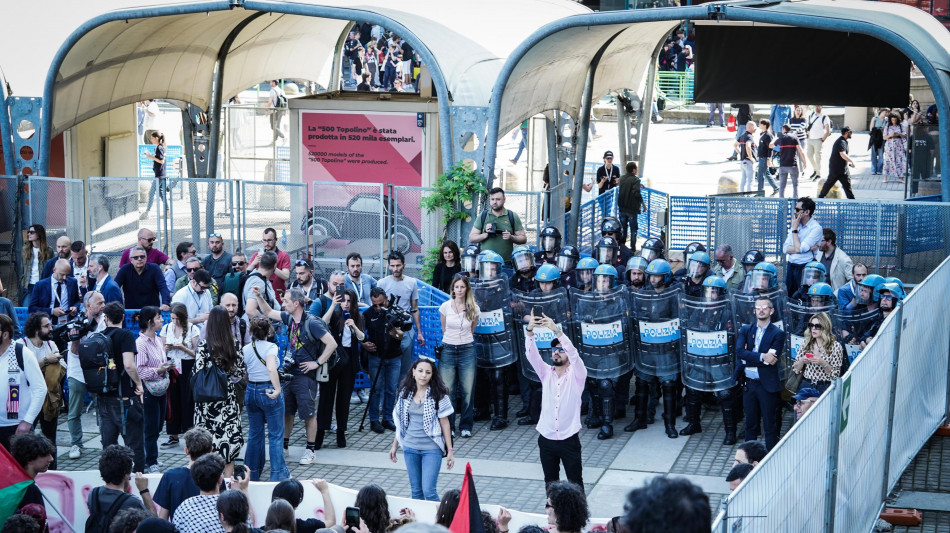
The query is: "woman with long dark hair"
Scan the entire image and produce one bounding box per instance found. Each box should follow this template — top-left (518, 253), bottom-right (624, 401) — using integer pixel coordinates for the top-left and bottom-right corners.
top-left (439, 274), bottom-right (479, 437)
top-left (20, 224), bottom-right (54, 306)
top-left (883, 112), bottom-right (908, 183)
top-left (431, 241), bottom-right (462, 293)
top-left (317, 289), bottom-right (364, 449)
top-left (161, 302), bottom-right (199, 449)
top-left (435, 489), bottom-right (461, 527)
top-left (135, 306), bottom-right (173, 473)
top-left (355, 484), bottom-right (393, 533)
top-left (194, 305), bottom-right (245, 477)
top-left (790, 312), bottom-right (843, 394)
top-left (265, 499), bottom-right (297, 532)
top-left (216, 489), bottom-right (253, 533)
top-left (144, 130), bottom-right (167, 215)
top-left (389, 358), bottom-right (455, 501)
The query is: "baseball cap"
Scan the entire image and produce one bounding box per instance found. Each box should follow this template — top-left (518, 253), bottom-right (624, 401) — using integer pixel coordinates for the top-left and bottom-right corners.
top-left (604, 151), bottom-right (614, 159)
top-left (792, 388), bottom-right (821, 401)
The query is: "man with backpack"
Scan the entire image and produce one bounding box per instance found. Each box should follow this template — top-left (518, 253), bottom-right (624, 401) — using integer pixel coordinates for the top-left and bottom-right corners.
top-left (269, 80), bottom-right (287, 140)
top-left (468, 187), bottom-right (527, 266)
top-left (66, 291), bottom-right (107, 459)
top-left (222, 251), bottom-right (249, 315)
top-left (0, 314), bottom-right (47, 451)
top-left (243, 251), bottom-right (279, 326)
top-left (86, 444), bottom-right (156, 532)
top-left (82, 302), bottom-right (146, 472)
top-left (252, 286), bottom-right (337, 466)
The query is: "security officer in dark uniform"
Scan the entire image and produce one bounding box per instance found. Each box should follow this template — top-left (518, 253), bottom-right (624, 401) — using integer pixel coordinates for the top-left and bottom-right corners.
top-left (741, 249), bottom-right (765, 274)
top-left (584, 264), bottom-right (624, 439)
top-left (639, 237), bottom-right (666, 263)
top-left (574, 257), bottom-right (599, 293)
top-left (601, 217), bottom-right (634, 265)
top-left (681, 251), bottom-right (712, 297)
top-left (461, 244), bottom-right (480, 278)
top-left (535, 226), bottom-right (561, 266)
top-left (625, 256), bottom-right (649, 289)
top-left (556, 245), bottom-right (580, 290)
top-left (674, 242), bottom-right (706, 280)
top-left (594, 236), bottom-right (625, 281)
top-left (509, 245), bottom-right (537, 293)
top-left (790, 261), bottom-right (827, 303)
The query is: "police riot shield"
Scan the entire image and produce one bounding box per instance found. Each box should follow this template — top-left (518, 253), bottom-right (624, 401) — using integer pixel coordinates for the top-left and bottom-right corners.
top-left (680, 296), bottom-right (736, 392)
top-left (512, 289), bottom-right (570, 382)
top-left (784, 301), bottom-right (839, 362)
top-left (630, 287), bottom-right (683, 378)
top-left (569, 286), bottom-right (634, 380)
top-left (838, 308), bottom-right (882, 363)
top-left (732, 289), bottom-right (788, 379)
top-left (472, 278), bottom-right (517, 368)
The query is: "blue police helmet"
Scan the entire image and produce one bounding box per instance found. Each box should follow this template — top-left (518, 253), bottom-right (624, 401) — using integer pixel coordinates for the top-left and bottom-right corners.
top-left (751, 262), bottom-right (778, 289)
top-left (577, 257), bottom-right (600, 270)
top-left (689, 251), bottom-right (711, 266)
top-left (807, 282), bottom-right (834, 297)
top-left (804, 260), bottom-right (827, 273)
top-left (877, 282), bottom-right (905, 302)
top-left (535, 264), bottom-right (560, 282)
top-left (702, 275), bottom-right (727, 290)
top-left (479, 250), bottom-right (503, 265)
top-left (883, 276), bottom-right (905, 292)
top-left (742, 249), bottom-right (765, 266)
top-left (594, 264), bottom-right (618, 277)
top-left (646, 259), bottom-right (673, 286)
top-left (859, 274), bottom-right (885, 302)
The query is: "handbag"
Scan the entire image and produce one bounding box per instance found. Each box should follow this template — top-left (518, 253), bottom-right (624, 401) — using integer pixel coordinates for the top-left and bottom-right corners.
top-left (785, 367), bottom-right (804, 394)
top-left (191, 357), bottom-right (228, 403)
top-left (727, 115), bottom-right (737, 132)
top-left (144, 373), bottom-right (170, 396)
top-left (315, 362), bottom-right (330, 383)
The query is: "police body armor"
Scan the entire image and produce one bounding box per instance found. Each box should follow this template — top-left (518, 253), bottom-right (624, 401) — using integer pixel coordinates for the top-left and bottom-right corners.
top-left (630, 286), bottom-right (683, 378)
top-left (472, 278), bottom-right (517, 368)
top-left (732, 288), bottom-right (788, 379)
top-left (512, 288), bottom-right (570, 382)
top-left (680, 296), bottom-right (736, 392)
top-left (569, 286), bottom-right (634, 380)
top-left (838, 308), bottom-right (881, 362)
top-left (785, 301), bottom-right (839, 361)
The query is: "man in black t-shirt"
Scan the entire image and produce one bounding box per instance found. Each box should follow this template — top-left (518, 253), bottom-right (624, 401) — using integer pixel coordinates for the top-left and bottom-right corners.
top-left (362, 287), bottom-right (404, 433)
top-left (153, 427), bottom-right (218, 520)
top-left (819, 126), bottom-right (856, 199)
top-left (596, 151), bottom-right (621, 195)
top-left (755, 119), bottom-right (779, 194)
top-left (98, 302), bottom-right (147, 473)
top-left (770, 124), bottom-right (809, 199)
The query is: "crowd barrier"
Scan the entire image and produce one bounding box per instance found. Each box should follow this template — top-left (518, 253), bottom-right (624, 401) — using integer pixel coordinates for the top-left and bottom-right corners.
top-left (712, 255), bottom-right (950, 532)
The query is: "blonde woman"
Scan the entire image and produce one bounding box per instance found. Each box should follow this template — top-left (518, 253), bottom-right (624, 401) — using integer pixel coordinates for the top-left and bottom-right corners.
top-left (438, 274), bottom-right (480, 438)
top-left (791, 312), bottom-right (843, 393)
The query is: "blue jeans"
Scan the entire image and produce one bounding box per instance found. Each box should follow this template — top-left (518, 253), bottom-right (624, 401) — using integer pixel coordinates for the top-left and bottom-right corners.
top-left (143, 391), bottom-right (166, 467)
top-left (512, 128), bottom-right (528, 163)
top-left (368, 356), bottom-right (401, 423)
top-left (739, 160), bottom-right (754, 192)
top-left (403, 446), bottom-right (443, 500)
top-left (244, 382), bottom-right (290, 481)
top-left (440, 343), bottom-right (476, 431)
top-left (756, 158), bottom-right (777, 191)
top-left (870, 144), bottom-right (883, 173)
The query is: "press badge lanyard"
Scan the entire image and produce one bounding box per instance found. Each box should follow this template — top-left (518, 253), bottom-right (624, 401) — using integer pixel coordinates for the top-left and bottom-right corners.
top-left (6, 346), bottom-right (20, 419)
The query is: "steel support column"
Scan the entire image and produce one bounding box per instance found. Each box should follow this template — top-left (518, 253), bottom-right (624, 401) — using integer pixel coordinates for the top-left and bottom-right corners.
top-left (568, 67), bottom-right (596, 245)
top-left (0, 89), bottom-right (13, 175)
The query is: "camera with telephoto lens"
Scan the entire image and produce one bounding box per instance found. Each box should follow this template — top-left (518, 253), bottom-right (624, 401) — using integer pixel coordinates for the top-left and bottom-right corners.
top-left (51, 312), bottom-right (92, 345)
top-left (385, 295), bottom-right (413, 332)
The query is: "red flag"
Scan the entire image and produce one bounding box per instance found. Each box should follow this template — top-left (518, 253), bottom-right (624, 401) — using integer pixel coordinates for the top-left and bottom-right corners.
top-left (0, 442), bottom-right (35, 524)
top-left (449, 463), bottom-right (485, 533)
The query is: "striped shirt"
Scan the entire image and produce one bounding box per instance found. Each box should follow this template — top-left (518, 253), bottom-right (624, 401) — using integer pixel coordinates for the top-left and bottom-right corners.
top-left (135, 333), bottom-right (168, 383)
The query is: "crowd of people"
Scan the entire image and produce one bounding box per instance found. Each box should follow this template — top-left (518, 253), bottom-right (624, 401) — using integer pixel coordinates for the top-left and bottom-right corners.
top-left (0, 181), bottom-right (906, 532)
top-left (343, 23), bottom-right (419, 93)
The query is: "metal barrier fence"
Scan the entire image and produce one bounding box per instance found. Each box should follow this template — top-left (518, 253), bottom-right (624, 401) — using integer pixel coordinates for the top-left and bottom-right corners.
top-left (309, 181), bottom-right (387, 280)
top-left (27, 176), bottom-right (86, 244)
top-left (655, 70), bottom-right (694, 105)
top-left (167, 179), bottom-right (237, 255)
top-left (238, 180), bottom-right (309, 262)
top-left (224, 105), bottom-right (291, 183)
top-left (713, 255), bottom-right (950, 532)
top-left (87, 177), bottom-right (166, 256)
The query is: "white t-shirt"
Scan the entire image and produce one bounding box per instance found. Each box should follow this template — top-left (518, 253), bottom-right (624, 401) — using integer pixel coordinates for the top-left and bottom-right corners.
top-left (807, 113), bottom-right (829, 139)
top-left (30, 247), bottom-right (40, 284)
top-left (144, 101), bottom-right (160, 130)
top-left (439, 300), bottom-right (474, 346)
top-left (243, 339), bottom-right (278, 383)
top-left (19, 339), bottom-right (62, 368)
top-left (160, 322), bottom-right (200, 363)
top-left (171, 285), bottom-right (213, 331)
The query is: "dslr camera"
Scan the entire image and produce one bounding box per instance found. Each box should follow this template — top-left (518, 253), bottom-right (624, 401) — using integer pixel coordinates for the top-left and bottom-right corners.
top-left (385, 295), bottom-right (413, 332)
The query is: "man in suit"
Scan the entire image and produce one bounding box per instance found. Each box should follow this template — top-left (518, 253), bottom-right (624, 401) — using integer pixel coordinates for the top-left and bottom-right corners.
top-left (817, 229), bottom-right (853, 292)
top-left (29, 259), bottom-right (80, 327)
top-left (88, 255), bottom-right (124, 304)
top-left (735, 296), bottom-right (786, 450)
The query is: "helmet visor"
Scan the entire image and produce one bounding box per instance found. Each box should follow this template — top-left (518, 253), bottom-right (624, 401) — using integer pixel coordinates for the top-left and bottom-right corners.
top-left (513, 251), bottom-right (533, 272)
top-left (703, 286), bottom-right (723, 301)
top-left (596, 247), bottom-right (616, 265)
top-left (802, 267), bottom-right (824, 286)
top-left (479, 262), bottom-right (500, 280)
top-left (556, 256), bottom-right (576, 272)
top-left (541, 236), bottom-right (559, 252)
top-left (855, 284), bottom-right (873, 304)
top-left (808, 295), bottom-right (832, 308)
top-left (749, 270), bottom-right (772, 290)
top-left (640, 248), bottom-right (658, 262)
top-left (687, 261), bottom-right (708, 278)
top-left (594, 274), bottom-right (614, 291)
top-left (461, 255), bottom-right (478, 272)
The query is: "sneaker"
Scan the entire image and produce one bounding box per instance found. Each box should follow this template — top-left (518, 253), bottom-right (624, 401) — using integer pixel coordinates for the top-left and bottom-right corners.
top-left (300, 449), bottom-right (315, 465)
top-left (145, 464), bottom-right (162, 474)
top-left (461, 430), bottom-right (472, 438)
top-left (284, 448), bottom-right (290, 457)
top-left (381, 420), bottom-right (396, 431)
top-left (68, 445), bottom-right (81, 459)
top-left (160, 438), bottom-right (179, 449)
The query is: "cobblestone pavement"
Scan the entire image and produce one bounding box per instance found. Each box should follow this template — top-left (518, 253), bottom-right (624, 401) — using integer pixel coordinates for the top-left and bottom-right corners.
top-left (887, 435), bottom-right (950, 533)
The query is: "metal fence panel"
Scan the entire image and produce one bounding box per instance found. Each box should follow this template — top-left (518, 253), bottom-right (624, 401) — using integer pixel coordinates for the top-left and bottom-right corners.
top-left (718, 381), bottom-right (838, 532)
top-left (166, 179), bottom-right (236, 255)
top-left (812, 199), bottom-right (890, 259)
top-left (225, 106), bottom-right (289, 183)
top-left (638, 187), bottom-right (667, 240)
top-left (669, 196), bottom-right (711, 252)
top-left (834, 311), bottom-right (899, 532)
top-left (309, 182), bottom-right (385, 279)
top-left (27, 177), bottom-right (86, 242)
top-left (505, 190), bottom-right (544, 250)
top-left (240, 180), bottom-right (308, 262)
top-left (392, 186), bottom-right (434, 281)
top-left (888, 256), bottom-right (950, 489)
top-left (87, 177), bottom-right (165, 256)
top-left (545, 182), bottom-right (568, 233)
top-left (909, 124), bottom-right (940, 199)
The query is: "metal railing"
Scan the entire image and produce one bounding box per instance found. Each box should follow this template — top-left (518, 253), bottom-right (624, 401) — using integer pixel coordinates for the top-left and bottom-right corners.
top-left (713, 255), bottom-right (950, 532)
top-left (655, 70), bottom-right (694, 105)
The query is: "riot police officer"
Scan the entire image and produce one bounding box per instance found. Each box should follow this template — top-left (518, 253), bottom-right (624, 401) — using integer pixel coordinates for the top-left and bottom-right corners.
top-left (805, 282), bottom-right (835, 308)
top-left (536, 226), bottom-right (562, 265)
top-left (472, 250), bottom-right (515, 430)
top-left (743, 261), bottom-right (779, 294)
top-left (461, 244), bottom-right (480, 278)
top-left (574, 257), bottom-right (599, 292)
top-left (854, 274), bottom-right (885, 312)
top-left (876, 282), bottom-right (904, 321)
top-left (741, 249), bottom-right (765, 274)
top-left (639, 237), bottom-right (666, 263)
top-left (791, 261), bottom-right (827, 303)
top-left (627, 258), bottom-right (683, 438)
top-left (594, 236), bottom-right (624, 280)
top-left (625, 256), bottom-right (649, 289)
top-left (601, 217), bottom-right (634, 265)
top-left (557, 245), bottom-right (580, 289)
top-left (679, 276), bottom-right (740, 444)
top-left (682, 251), bottom-right (712, 297)
top-left (516, 264), bottom-right (563, 426)
top-left (510, 245), bottom-right (537, 293)
top-left (674, 242), bottom-right (706, 279)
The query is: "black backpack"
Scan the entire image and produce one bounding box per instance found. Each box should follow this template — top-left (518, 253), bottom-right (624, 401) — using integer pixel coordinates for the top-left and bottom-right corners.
top-left (10, 343), bottom-right (30, 386)
top-left (223, 272), bottom-right (249, 316)
top-left (85, 487), bottom-right (133, 533)
top-left (79, 330), bottom-right (119, 395)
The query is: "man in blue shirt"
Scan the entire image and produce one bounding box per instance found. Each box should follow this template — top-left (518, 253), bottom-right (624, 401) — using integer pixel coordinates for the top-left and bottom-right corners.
top-left (837, 263), bottom-right (868, 311)
top-left (782, 197), bottom-right (822, 297)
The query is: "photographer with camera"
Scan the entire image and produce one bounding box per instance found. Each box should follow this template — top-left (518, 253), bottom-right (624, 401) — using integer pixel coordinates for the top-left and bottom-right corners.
top-left (18, 312), bottom-right (63, 469)
top-left (252, 286), bottom-right (337, 466)
top-left (378, 252), bottom-right (424, 378)
top-left (66, 290), bottom-right (105, 459)
top-left (468, 187), bottom-right (527, 267)
top-left (363, 286), bottom-right (413, 435)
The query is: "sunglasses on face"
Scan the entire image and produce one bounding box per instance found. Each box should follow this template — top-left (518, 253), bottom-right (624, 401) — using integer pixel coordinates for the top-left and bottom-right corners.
top-left (142, 237), bottom-right (156, 243)
top-left (27, 229), bottom-right (36, 234)
top-left (231, 261), bottom-right (246, 266)
top-left (186, 267), bottom-right (201, 272)
top-left (131, 255), bottom-right (146, 261)
top-left (809, 323), bottom-right (824, 330)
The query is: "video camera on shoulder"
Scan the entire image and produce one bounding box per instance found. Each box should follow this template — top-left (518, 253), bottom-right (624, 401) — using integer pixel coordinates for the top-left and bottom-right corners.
top-left (385, 295), bottom-right (413, 332)
top-left (52, 312), bottom-right (92, 345)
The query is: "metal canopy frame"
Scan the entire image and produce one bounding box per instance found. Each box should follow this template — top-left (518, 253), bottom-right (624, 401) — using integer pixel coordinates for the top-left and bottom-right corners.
top-left (483, 2), bottom-right (950, 207)
top-left (36, 0), bottom-right (455, 177)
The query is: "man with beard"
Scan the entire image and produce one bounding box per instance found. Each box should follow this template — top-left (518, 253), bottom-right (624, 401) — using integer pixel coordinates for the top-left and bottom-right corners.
top-left (290, 259), bottom-right (327, 306)
top-left (119, 228), bottom-right (169, 268)
top-left (18, 312), bottom-right (62, 469)
top-left (202, 233), bottom-right (233, 288)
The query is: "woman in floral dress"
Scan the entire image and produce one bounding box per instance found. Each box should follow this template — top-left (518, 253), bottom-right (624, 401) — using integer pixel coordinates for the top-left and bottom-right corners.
top-left (883, 112), bottom-right (907, 183)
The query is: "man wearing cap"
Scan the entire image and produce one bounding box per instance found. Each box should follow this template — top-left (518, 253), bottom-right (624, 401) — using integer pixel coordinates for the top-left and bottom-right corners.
top-left (595, 151), bottom-right (621, 195)
top-left (792, 387), bottom-right (820, 421)
top-left (819, 126), bottom-right (856, 199)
